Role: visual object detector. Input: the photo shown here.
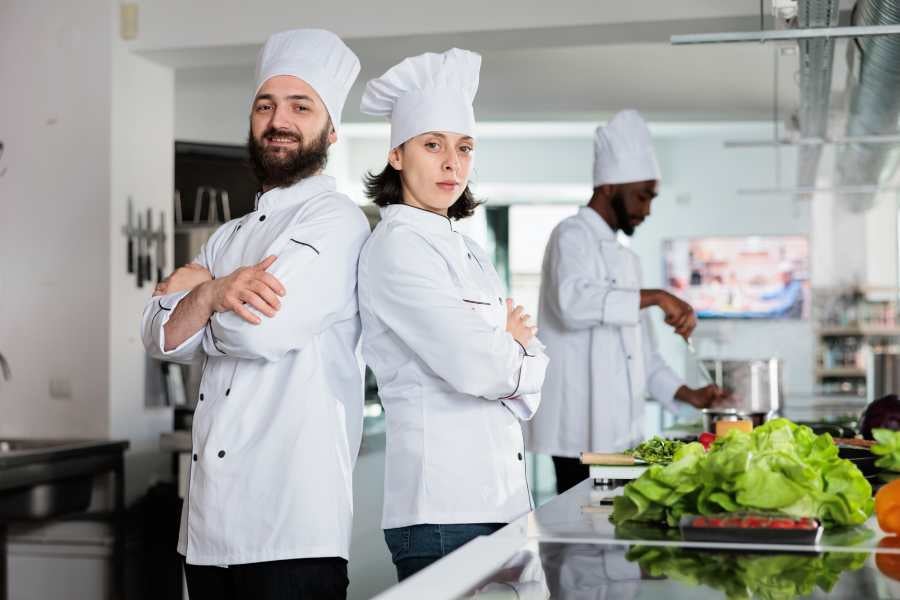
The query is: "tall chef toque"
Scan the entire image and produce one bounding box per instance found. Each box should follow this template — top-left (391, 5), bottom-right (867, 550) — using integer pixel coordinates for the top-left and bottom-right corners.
top-left (593, 109), bottom-right (661, 187)
top-left (253, 29), bottom-right (360, 131)
top-left (360, 48), bottom-right (481, 149)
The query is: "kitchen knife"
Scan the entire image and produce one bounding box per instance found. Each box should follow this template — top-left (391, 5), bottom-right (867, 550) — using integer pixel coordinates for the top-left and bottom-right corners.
top-left (125, 197), bottom-right (134, 273)
top-left (156, 210), bottom-right (166, 283)
top-left (145, 207), bottom-right (153, 282)
top-left (136, 212), bottom-right (144, 287)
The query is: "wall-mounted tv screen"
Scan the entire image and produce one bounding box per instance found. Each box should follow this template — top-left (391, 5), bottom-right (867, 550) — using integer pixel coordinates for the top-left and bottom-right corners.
top-left (662, 236), bottom-right (810, 320)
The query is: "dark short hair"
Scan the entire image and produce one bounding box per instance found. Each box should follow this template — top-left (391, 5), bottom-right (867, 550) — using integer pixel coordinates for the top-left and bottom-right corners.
top-left (363, 160), bottom-right (481, 221)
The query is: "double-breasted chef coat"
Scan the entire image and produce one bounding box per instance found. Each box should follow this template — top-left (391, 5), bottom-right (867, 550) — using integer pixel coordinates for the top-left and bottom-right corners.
top-left (525, 207), bottom-right (683, 456)
top-left (358, 204), bottom-right (550, 529)
top-left (142, 175), bottom-right (370, 565)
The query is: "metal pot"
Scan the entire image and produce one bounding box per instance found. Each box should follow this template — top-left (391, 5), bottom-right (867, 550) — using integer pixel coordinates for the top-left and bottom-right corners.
top-left (701, 408), bottom-right (771, 433)
top-left (869, 347), bottom-right (900, 402)
top-left (699, 358), bottom-right (783, 414)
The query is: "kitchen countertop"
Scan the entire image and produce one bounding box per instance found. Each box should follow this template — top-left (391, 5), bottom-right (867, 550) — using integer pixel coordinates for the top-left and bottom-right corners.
top-left (374, 479), bottom-right (900, 599)
top-left (0, 439), bottom-right (128, 474)
top-left (0, 438), bottom-right (129, 497)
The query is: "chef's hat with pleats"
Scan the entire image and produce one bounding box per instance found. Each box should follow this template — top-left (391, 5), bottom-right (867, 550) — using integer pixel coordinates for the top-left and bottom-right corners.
top-left (360, 48), bottom-right (481, 149)
top-left (593, 109), bottom-right (661, 187)
top-left (254, 29), bottom-right (360, 131)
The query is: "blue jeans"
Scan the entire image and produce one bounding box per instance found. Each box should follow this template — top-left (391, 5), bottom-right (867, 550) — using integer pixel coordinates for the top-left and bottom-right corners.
top-left (384, 523), bottom-right (505, 581)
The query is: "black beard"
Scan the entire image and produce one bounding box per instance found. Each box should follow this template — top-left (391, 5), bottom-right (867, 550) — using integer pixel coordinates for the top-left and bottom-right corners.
top-left (247, 124), bottom-right (330, 189)
top-left (611, 191), bottom-right (635, 236)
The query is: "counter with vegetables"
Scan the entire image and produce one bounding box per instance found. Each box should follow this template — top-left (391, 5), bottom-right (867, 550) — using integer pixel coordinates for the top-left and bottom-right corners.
top-left (377, 415), bottom-right (900, 599)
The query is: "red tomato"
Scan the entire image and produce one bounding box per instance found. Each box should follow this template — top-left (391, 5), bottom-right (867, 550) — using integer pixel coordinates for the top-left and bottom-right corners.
top-left (699, 432), bottom-right (717, 450)
top-left (692, 517), bottom-right (708, 527)
top-left (742, 517), bottom-right (766, 528)
top-left (769, 519), bottom-right (796, 529)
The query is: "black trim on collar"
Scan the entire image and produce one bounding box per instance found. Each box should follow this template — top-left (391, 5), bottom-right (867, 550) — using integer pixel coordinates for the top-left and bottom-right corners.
top-left (395, 203), bottom-right (455, 230)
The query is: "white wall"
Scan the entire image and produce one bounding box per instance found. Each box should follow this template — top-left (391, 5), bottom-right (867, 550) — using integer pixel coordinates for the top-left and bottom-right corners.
top-left (108, 22), bottom-right (176, 501)
top-left (175, 66), bottom-right (252, 145)
top-left (0, 0), bottom-right (174, 502)
top-left (0, 0), bottom-right (112, 438)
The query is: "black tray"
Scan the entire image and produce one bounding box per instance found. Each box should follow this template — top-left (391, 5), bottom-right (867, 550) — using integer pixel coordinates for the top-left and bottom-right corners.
top-left (680, 514), bottom-right (823, 545)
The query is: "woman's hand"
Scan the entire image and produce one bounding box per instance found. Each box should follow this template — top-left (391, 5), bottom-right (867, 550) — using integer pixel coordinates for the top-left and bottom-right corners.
top-left (505, 298), bottom-right (537, 348)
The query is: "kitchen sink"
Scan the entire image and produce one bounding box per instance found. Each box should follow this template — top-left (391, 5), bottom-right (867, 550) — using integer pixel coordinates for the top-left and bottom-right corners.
top-left (0, 437), bottom-right (129, 599)
top-left (0, 477), bottom-right (92, 520)
top-left (0, 438), bottom-right (128, 521)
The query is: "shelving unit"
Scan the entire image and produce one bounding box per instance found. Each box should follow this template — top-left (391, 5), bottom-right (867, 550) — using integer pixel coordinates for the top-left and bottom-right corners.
top-left (814, 287), bottom-right (900, 399)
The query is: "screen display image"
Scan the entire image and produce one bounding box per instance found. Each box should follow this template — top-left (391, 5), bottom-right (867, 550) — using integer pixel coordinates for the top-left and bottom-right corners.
top-left (662, 236), bottom-right (810, 320)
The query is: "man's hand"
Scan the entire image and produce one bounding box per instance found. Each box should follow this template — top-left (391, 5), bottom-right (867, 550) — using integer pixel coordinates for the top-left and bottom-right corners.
top-left (675, 384), bottom-right (730, 410)
top-left (653, 290), bottom-right (697, 340)
top-left (154, 263), bottom-right (212, 297)
top-left (198, 255), bottom-right (286, 325)
top-left (505, 298), bottom-right (537, 348)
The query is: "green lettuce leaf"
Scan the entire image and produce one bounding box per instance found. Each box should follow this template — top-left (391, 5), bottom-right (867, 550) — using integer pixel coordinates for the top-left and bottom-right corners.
top-left (872, 428), bottom-right (900, 471)
top-left (611, 419), bottom-right (874, 528)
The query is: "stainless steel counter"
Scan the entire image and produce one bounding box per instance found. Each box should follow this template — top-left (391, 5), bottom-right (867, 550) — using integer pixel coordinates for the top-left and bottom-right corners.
top-left (375, 478), bottom-right (900, 599)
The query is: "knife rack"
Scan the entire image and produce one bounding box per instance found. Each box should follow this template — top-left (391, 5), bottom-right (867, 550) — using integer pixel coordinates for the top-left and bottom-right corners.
top-left (121, 196), bottom-right (167, 288)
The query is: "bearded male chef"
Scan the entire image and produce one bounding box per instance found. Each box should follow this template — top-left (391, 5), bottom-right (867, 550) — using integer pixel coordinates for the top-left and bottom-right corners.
top-left (525, 110), bottom-right (726, 494)
top-left (141, 29), bottom-right (369, 599)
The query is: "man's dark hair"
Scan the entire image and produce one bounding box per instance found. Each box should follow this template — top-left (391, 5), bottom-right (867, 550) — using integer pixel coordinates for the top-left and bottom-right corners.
top-left (363, 158), bottom-right (480, 221)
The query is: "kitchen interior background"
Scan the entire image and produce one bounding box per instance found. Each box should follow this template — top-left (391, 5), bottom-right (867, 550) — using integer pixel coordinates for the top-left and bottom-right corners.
top-left (2, 0), bottom-right (899, 598)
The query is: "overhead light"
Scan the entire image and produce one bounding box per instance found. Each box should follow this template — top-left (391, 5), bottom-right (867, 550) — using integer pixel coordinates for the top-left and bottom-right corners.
top-left (725, 134), bottom-right (900, 148)
top-left (671, 24), bottom-right (900, 45)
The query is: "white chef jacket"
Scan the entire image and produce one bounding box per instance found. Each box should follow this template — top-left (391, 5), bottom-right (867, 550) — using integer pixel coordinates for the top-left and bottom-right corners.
top-left (525, 206), bottom-right (683, 457)
top-left (141, 175), bottom-right (370, 565)
top-left (358, 204), bottom-right (550, 529)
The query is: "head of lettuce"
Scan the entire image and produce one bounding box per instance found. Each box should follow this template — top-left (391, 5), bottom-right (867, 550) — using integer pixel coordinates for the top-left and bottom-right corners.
top-left (611, 419), bottom-right (874, 528)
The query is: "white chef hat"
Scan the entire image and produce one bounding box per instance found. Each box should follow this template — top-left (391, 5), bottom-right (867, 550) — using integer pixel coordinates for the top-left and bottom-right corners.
top-left (253, 29), bottom-right (360, 131)
top-left (593, 109), bottom-right (661, 187)
top-left (360, 48), bottom-right (481, 149)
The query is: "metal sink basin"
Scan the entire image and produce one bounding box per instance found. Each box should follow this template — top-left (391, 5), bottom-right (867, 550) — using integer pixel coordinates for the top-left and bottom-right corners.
top-left (0, 477), bottom-right (92, 520)
top-left (0, 438), bottom-right (128, 521)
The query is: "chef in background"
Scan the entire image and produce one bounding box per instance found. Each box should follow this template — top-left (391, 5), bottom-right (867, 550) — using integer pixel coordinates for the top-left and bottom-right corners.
top-left (525, 110), bottom-right (726, 494)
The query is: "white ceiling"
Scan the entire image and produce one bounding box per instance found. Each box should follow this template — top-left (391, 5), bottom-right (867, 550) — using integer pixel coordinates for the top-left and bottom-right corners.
top-left (159, 1), bottom-right (858, 124)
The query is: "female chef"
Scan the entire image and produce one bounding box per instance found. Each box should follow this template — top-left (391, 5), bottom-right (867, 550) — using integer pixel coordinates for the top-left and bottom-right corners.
top-left (356, 48), bottom-right (550, 581)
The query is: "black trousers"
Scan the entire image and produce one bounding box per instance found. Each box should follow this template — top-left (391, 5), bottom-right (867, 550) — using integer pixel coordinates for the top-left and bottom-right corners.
top-left (552, 455), bottom-right (590, 494)
top-left (184, 557), bottom-right (348, 600)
